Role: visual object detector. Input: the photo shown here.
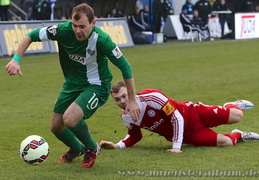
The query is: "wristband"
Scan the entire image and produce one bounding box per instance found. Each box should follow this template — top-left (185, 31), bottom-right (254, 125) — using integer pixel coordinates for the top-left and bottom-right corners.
top-left (13, 54), bottom-right (22, 62)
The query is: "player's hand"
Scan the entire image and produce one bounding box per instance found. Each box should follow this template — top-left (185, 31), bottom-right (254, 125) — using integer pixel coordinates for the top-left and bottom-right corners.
top-left (100, 140), bottom-right (119, 149)
top-left (126, 99), bottom-right (140, 122)
top-left (5, 59), bottom-right (23, 76)
top-left (167, 148), bottom-right (182, 153)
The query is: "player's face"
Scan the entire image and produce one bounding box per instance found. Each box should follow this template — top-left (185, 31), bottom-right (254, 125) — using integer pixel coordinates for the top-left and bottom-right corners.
top-left (72, 13), bottom-right (96, 41)
top-left (112, 87), bottom-right (128, 110)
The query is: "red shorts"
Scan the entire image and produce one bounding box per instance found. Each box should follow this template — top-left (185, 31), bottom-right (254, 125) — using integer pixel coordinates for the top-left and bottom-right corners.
top-left (183, 102), bottom-right (230, 146)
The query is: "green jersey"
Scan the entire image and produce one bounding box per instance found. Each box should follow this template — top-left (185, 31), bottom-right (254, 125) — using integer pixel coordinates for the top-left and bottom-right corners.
top-left (26, 21), bottom-right (132, 90)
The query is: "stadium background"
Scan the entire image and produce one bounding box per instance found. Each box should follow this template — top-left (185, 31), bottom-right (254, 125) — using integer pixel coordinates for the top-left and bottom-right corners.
top-left (1, 1), bottom-right (259, 179)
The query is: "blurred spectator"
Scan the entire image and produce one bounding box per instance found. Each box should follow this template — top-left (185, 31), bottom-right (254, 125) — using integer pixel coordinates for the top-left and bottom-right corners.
top-left (213, 0), bottom-right (229, 38)
top-left (32, 0), bottom-right (51, 20)
top-left (255, 5), bottom-right (259, 12)
top-left (20, 0), bottom-right (34, 20)
top-left (225, 0), bottom-right (241, 39)
top-left (54, 0), bottom-right (75, 19)
top-left (180, 8), bottom-right (209, 40)
top-left (192, 9), bottom-right (212, 40)
top-left (116, 9), bottom-right (125, 17)
top-left (239, 0), bottom-right (253, 12)
top-left (129, 6), bottom-right (152, 44)
top-left (49, 0), bottom-right (57, 20)
top-left (162, 0), bottom-right (174, 21)
top-left (194, 0), bottom-right (212, 25)
top-left (129, 6), bottom-right (149, 32)
top-left (182, 0), bottom-right (194, 15)
top-left (0, 0), bottom-right (10, 21)
top-left (140, 5), bottom-right (151, 31)
top-left (152, 0), bottom-right (173, 33)
top-left (107, 8), bottom-right (117, 18)
top-left (152, 0), bottom-right (163, 33)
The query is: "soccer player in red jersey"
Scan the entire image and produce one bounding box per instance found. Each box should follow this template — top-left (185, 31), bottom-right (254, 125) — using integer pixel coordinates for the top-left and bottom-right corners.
top-left (100, 82), bottom-right (259, 153)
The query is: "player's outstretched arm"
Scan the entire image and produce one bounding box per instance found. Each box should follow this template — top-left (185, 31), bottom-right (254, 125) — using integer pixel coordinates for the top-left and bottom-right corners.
top-left (5, 36), bottom-right (32, 76)
top-left (100, 140), bottom-right (120, 149)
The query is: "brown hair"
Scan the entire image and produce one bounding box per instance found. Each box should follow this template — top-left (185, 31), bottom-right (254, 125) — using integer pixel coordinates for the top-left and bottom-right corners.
top-left (72, 3), bottom-right (95, 23)
top-left (111, 81), bottom-right (126, 94)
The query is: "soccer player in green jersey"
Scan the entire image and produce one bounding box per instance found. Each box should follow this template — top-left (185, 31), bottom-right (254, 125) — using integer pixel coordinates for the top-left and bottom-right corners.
top-left (5, 3), bottom-right (140, 168)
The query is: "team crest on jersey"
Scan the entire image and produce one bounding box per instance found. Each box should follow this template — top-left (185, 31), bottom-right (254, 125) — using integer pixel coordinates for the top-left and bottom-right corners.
top-left (87, 49), bottom-right (95, 56)
top-left (47, 25), bottom-right (58, 37)
top-left (148, 110), bottom-right (155, 117)
top-left (112, 46), bottom-right (123, 59)
top-left (162, 102), bottom-right (175, 115)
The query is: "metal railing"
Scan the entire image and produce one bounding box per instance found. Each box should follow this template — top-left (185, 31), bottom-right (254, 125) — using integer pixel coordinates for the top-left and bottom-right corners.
top-left (8, 1), bottom-right (28, 21)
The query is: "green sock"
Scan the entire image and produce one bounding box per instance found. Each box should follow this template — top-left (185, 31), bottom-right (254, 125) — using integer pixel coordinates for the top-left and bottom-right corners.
top-left (70, 120), bottom-right (96, 149)
top-left (55, 128), bottom-right (83, 152)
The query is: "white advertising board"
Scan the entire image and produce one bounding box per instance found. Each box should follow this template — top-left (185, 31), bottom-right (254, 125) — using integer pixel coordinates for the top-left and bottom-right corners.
top-left (235, 13), bottom-right (259, 39)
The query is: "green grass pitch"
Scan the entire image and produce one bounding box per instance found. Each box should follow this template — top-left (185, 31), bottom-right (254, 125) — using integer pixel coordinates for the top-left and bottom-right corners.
top-left (1, 38), bottom-right (259, 180)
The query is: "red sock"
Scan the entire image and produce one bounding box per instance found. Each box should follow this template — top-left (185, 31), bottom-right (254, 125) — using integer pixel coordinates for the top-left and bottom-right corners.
top-left (224, 104), bottom-right (242, 111)
top-left (224, 133), bottom-right (242, 145)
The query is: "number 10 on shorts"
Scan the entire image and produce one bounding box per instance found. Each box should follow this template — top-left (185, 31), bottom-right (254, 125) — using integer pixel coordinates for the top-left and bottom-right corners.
top-left (86, 93), bottom-right (99, 110)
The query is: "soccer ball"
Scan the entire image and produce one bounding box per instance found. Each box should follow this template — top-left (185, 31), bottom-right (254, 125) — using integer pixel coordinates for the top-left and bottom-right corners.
top-left (19, 135), bottom-right (49, 165)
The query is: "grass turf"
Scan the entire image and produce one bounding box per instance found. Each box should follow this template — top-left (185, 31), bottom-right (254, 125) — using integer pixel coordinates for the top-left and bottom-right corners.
top-left (0, 38), bottom-right (259, 179)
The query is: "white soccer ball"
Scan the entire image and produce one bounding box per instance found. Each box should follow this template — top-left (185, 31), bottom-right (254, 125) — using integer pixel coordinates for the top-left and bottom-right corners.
top-left (19, 135), bottom-right (49, 165)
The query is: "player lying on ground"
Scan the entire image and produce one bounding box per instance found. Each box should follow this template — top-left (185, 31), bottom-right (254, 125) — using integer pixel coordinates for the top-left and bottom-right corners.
top-left (100, 82), bottom-right (259, 153)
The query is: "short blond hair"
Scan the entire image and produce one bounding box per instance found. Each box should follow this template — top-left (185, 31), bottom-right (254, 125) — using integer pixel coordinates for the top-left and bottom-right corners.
top-left (111, 81), bottom-right (126, 94)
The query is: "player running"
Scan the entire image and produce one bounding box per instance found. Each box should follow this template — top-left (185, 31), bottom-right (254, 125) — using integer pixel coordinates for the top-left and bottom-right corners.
top-left (5, 4), bottom-right (140, 167)
top-left (100, 82), bottom-right (259, 152)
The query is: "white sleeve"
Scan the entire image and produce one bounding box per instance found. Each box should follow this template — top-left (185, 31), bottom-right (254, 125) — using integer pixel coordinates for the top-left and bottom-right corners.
top-left (116, 134), bottom-right (130, 149)
top-left (116, 141), bottom-right (126, 148)
top-left (171, 110), bottom-right (184, 149)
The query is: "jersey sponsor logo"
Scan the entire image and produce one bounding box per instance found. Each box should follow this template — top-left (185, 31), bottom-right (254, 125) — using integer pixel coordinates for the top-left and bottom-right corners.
top-left (148, 110), bottom-right (155, 117)
top-left (162, 102), bottom-right (175, 115)
top-left (112, 46), bottom-right (123, 59)
top-left (87, 49), bottom-right (95, 56)
top-left (47, 25), bottom-right (58, 37)
top-left (143, 119), bottom-right (164, 131)
top-left (69, 54), bottom-right (86, 65)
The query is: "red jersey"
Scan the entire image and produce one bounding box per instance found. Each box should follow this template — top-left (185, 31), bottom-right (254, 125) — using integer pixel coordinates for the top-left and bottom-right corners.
top-left (116, 89), bottom-right (230, 149)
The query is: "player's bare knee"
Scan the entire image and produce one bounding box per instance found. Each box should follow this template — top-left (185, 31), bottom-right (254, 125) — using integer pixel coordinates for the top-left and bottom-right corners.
top-left (223, 138), bottom-right (233, 146)
top-left (50, 113), bottom-right (65, 133)
top-left (62, 103), bottom-right (84, 128)
top-left (63, 119), bottom-right (75, 129)
top-left (234, 110), bottom-right (243, 123)
top-left (50, 124), bottom-right (62, 134)
top-left (217, 139), bottom-right (233, 146)
top-left (63, 115), bottom-right (76, 128)
top-left (50, 125), bottom-right (58, 134)
top-left (217, 134), bottom-right (234, 146)
top-left (228, 109), bottom-right (243, 124)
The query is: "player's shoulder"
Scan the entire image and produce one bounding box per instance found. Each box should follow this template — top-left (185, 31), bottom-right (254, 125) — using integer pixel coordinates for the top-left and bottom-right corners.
top-left (137, 89), bottom-right (170, 102)
top-left (56, 21), bottom-right (73, 30)
top-left (47, 21), bottom-right (73, 37)
top-left (137, 89), bottom-right (163, 96)
top-left (93, 26), bottom-right (110, 38)
top-left (93, 26), bottom-right (114, 47)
